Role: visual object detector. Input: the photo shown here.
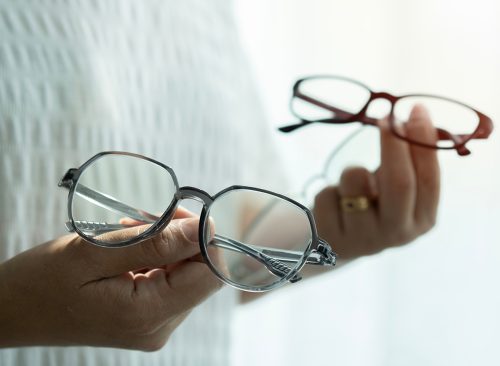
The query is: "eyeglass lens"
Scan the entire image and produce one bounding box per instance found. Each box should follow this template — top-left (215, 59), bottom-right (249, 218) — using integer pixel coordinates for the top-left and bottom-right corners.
top-left (71, 154), bottom-right (177, 245)
top-left (205, 189), bottom-right (313, 289)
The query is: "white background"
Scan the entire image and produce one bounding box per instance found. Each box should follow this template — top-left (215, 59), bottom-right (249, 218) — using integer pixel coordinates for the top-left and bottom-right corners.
top-left (231, 1), bottom-right (500, 365)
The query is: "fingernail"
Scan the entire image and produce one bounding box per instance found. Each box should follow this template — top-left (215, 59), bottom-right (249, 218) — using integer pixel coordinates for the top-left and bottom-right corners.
top-left (409, 104), bottom-right (430, 122)
top-left (180, 218), bottom-right (200, 243)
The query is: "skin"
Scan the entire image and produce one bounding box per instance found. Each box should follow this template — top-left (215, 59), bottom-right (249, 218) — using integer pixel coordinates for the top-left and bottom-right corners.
top-left (0, 104), bottom-right (439, 350)
top-left (314, 104), bottom-right (440, 259)
top-left (241, 104), bottom-right (439, 302)
top-left (0, 208), bottom-right (221, 351)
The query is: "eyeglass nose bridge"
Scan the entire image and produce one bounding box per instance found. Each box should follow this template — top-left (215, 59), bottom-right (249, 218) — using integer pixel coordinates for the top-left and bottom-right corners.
top-left (176, 186), bottom-right (214, 206)
top-left (370, 91), bottom-right (396, 100)
top-left (348, 91), bottom-right (396, 128)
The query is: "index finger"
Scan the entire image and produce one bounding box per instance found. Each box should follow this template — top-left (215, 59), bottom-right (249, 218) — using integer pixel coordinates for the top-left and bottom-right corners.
top-left (405, 104), bottom-right (440, 229)
top-left (376, 117), bottom-right (417, 230)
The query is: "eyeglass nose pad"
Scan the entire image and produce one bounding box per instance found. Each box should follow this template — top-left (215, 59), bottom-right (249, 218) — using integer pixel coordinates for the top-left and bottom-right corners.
top-left (436, 128), bottom-right (471, 156)
top-left (456, 145), bottom-right (471, 156)
top-left (176, 186), bottom-right (214, 205)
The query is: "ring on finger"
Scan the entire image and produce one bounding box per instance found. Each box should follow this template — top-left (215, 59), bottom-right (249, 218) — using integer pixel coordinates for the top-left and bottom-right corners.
top-left (340, 196), bottom-right (372, 213)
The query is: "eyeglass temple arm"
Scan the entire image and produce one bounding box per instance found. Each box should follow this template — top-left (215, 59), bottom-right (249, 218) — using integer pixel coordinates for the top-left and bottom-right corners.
top-left (279, 95), bottom-right (475, 144)
top-left (212, 235), bottom-right (335, 266)
top-left (279, 94), bottom-right (360, 132)
top-left (73, 184), bottom-right (160, 223)
top-left (210, 235), bottom-right (302, 282)
top-left (63, 184), bottom-right (336, 277)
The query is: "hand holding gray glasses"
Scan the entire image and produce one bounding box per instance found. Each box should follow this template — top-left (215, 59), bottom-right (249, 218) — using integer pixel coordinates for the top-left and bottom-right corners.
top-left (59, 151), bottom-right (337, 292)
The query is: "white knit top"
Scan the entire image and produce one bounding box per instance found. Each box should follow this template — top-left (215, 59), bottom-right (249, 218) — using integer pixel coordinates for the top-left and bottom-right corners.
top-left (0, 1), bottom-right (284, 365)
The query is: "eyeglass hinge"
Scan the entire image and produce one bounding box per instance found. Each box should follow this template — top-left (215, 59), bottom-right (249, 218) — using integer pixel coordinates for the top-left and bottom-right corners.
top-left (316, 239), bottom-right (337, 266)
top-left (58, 168), bottom-right (78, 189)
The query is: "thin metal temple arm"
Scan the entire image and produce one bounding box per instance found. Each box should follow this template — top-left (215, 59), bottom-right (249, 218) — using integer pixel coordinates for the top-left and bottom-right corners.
top-left (211, 235), bottom-right (329, 266)
top-left (75, 184), bottom-right (159, 224)
top-left (66, 221), bottom-right (128, 236)
top-left (210, 235), bottom-right (302, 282)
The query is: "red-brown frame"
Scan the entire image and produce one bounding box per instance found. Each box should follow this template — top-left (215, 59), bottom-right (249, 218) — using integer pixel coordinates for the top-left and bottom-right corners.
top-left (279, 75), bottom-right (494, 156)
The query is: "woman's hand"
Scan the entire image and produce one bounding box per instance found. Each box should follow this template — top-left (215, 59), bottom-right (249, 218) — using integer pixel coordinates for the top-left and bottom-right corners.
top-left (0, 209), bottom-right (221, 351)
top-left (313, 105), bottom-right (440, 260)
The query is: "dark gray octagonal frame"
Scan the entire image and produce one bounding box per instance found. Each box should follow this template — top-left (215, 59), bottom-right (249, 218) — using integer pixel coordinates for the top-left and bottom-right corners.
top-left (59, 151), bottom-right (336, 292)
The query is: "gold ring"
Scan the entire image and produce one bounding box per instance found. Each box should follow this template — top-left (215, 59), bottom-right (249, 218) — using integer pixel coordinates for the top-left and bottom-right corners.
top-left (340, 196), bottom-right (371, 213)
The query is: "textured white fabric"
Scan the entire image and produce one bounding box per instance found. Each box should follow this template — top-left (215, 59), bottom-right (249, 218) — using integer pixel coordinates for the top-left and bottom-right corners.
top-left (0, 0), bottom-right (285, 365)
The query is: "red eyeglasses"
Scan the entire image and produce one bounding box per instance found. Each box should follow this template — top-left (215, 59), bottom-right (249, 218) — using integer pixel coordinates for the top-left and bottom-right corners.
top-left (279, 75), bottom-right (493, 156)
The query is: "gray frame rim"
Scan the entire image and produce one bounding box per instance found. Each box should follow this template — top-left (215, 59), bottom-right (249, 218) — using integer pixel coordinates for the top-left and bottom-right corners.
top-left (200, 186), bottom-right (317, 292)
top-left (65, 151), bottom-right (325, 292)
top-left (67, 151), bottom-right (180, 248)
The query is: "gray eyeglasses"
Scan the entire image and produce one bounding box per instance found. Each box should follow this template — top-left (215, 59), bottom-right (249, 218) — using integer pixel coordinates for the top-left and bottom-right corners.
top-left (58, 151), bottom-right (336, 292)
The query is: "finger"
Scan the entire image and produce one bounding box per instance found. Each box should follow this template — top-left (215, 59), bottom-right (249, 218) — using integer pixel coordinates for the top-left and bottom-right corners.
top-left (338, 166), bottom-right (379, 234)
top-left (165, 261), bottom-right (222, 308)
top-left (172, 206), bottom-right (198, 219)
top-left (119, 217), bottom-right (145, 226)
top-left (77, 217), bottom-right (204, 277)
top-left (405, 104), bottom-right (440, 230)
top-left (338, 166), bottom-right (378, 199)
top-left (134, 260), bottom-right (222, 316)
top-left (313, 186), bottom-right (343, 240)
top-left (377, 117), bottom-right (416, 230)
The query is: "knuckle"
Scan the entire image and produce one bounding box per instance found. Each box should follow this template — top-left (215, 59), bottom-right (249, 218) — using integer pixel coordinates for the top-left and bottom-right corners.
top-left (142, 227), bottom-right (180, 262)
top-left (204, 268), bottom-right (224, 293)
top-left (64, 235), bottom-right (103, 275)
top-left (207, 273), bottom-right (224, 292)
top-left (387, 233), bottom-right (407, 247)
top-left (125, 307), bottom-right (160, 337)
top-left (64, 234), bottom-right (89, 258)
top-left (119, 332), bottom-right (170, 352)
top-left (382, 224), bottom-right (415, 247)
top-left (417, 215), bottom-right (437, 235)
top-left (340, 166), bottom-right (370, 183)
top-left (136, 335), bottom-right (170, 352)
top-left (123, 305), bottom-right (179, 352)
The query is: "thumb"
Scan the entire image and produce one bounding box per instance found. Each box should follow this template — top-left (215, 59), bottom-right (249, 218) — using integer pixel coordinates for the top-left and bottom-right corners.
top-left (76, 217), bottom-right (204, 277)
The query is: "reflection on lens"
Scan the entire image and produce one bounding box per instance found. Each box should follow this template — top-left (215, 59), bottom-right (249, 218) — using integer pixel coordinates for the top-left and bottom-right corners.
top-left (393, 96), bottom-right (479, 148)
top-left (293, 77), bottom-right (371, 121)
top-left (71, 154), bottom-right (177, 246)
top-left (204, 189), bottom-right (312, 290)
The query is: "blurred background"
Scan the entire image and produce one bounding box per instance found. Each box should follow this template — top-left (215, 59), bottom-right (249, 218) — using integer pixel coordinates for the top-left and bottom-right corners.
top-left (231, 0), bottom-right (500, 365)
